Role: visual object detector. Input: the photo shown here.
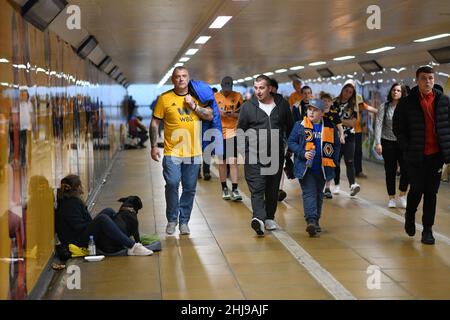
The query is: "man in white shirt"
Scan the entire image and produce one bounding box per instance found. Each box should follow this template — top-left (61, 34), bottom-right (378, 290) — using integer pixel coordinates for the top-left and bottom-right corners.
top-left (237, 75), bottom-right (294, 236)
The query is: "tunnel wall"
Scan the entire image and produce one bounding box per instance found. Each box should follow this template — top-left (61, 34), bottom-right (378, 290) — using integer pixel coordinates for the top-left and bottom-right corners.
top-left (0, 1), bottom-right (127, 299)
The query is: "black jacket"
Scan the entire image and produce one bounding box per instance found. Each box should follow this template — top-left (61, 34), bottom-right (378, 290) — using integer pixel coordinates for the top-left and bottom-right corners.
top-left (393, 86), bottom-right (450, 167)
top-left (55, 197), bottom-right (92, 246)
top-left (237, 93), bottom-right (293, 164)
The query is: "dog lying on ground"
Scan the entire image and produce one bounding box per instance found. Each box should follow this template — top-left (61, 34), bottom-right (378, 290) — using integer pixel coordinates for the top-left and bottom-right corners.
top-left (97, 195), bottom-right (143, 253)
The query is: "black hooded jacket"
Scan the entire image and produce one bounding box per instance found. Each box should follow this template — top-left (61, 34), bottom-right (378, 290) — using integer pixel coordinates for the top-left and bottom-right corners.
top-left (237, 93), bottom-right (294, 164)
top-left (393, 86), bottom-right (450, 167)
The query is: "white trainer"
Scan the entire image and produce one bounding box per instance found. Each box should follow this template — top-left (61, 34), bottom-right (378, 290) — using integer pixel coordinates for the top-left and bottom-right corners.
top-left (388, 199), bottom-right (397, 208)
top-left (127, 243), bottom-right (153, 256)
top-left (179, 223), bottom-right (190, 235)
top-left (166, 222), bottom-right (177, 235)
top-left (350, 183), bottom-right (360, 197)
top-left (264, 219), bottom-right (277, 231)
top-left (333, 185), bottom-right (340, 195)
top-left (399, 196), bottom-right (407, 209)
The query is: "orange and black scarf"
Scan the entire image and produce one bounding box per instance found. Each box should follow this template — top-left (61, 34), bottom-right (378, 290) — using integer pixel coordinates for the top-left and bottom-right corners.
top-left (303, 117), bottom-right (336, 168)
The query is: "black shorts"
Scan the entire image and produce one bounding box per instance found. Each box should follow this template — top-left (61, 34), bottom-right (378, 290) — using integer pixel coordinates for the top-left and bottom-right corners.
top-left (221, 136), bottom-right (238, 160)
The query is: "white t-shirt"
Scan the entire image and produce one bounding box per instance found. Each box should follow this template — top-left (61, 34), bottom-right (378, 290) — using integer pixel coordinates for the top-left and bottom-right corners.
top-left (19, 101), bottom-right (33, 131)
top-left (258, 101), bottom-right (276, 116)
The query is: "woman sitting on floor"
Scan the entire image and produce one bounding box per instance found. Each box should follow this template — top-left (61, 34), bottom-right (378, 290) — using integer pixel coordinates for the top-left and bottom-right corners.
top-left (55, 174), bottom-right (153, 256)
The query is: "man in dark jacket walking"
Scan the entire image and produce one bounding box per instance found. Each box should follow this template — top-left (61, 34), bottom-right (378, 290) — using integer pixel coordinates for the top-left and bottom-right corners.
top-left (237, 75), bottom-right (294, 236)
top-left (393, 66), bottom-right (450, 245)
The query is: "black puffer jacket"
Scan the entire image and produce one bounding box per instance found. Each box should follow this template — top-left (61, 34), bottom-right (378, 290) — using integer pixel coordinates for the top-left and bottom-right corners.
top-left (393, 86), bottom-right (450, 166)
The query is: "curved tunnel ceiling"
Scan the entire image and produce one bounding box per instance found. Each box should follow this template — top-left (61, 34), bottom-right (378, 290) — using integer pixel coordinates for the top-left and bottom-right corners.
top-left (69, 0), bottom-right (450, 84)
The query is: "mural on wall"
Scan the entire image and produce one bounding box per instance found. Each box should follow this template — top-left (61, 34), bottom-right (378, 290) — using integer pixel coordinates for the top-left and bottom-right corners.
top-left (0, 1), bottom-right (127, 299)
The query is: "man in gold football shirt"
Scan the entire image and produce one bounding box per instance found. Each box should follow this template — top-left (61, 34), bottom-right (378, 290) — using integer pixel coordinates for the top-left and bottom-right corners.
top-left (288, 78), bottom-right (303, 107)
top-left (150, 67), bottom-right (213, 235)
top-left (214, 76), bottom-right (244, 201)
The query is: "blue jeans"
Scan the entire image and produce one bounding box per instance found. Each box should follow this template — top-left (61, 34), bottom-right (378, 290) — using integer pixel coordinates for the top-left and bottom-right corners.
top-left (163, 156), bottom-right (201, 224)
top-left (299, 170), bottom-right (325, 222)
top-left (79, 208), bottom-right (135, 249)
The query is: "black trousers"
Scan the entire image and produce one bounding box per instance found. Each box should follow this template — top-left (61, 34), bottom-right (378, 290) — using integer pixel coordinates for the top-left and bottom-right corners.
top-left (381, 139), bottom-right (408, 196)
top-left (354, 132), bottom-right (363, 175)
top-left (202, 160), bottom-right (210, 175)
top-left (244, 158), bottom-right (284, 221)
top-left (406, 154), bottom-right (443, 229)
top-left (77, 209), bottom-right (135, 250)
top-left (334, 133), bottom-right (356, 187)
top-left (133, 131), bottom-right (148, 146)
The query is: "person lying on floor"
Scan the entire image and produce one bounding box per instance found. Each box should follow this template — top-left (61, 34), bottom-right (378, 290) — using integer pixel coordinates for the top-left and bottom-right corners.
top-left (55, 174), bottom-right (153, 256)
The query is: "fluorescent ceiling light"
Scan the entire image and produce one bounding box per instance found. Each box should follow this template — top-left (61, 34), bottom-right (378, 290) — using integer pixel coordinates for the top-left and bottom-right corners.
top-left (437, 72), bottom-right (449, 78)
top-left (0, 58), bottom-right (9, 63)
top-left (252, 74), bottom-right (259, 78)
top-left (414, 33), bottom-right (450, 42)
top-left (195, 36), bottom-right (211, 44)
top-left (174, 63), bottom-right (184, 67)
top-left (237, 79), bottom-right (244, 83)
top-left (275, 69), bottom-right (287, 73)
top-left (366, 46), bottom-right (395, 54)
top-left (158, 67), bottom-right (176, 87)
top-left (185, 49), bottom-right (199, 55)
top-left (209, 16), bottom-right (232, 29)
top-left (264, 72), bottom-right (274, 76)
top-left (179, 57), bottom-right (190, 62)
top-left (333, 55), bottom-right (355, 61)
top-left (289, 66), bottom-right (304, 70)
top-left (244, 77), bottom-right (253, 81)
top-left (390, 67), bottom-right (406, 73)
top-left (309, 61), bottom-right (326, 66)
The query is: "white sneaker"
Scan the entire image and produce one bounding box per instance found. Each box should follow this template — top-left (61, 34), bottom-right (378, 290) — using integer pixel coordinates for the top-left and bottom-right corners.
top-left (179, 223), bottom-right (190, 235)
top-left (127, 243), bottom-right (153, 256)
top-left (350, 183), bottom-right (360, 197)
top-left (333, 185), bottom-right (340, 195)
top-left (264, 219), bottom-right (277, 231)
top-left (166, 222), bottom-right (177, 235)
top-left (399, 196), bottom-right (407, 209)
top-left (388, 199), bottom-right (397, 208)
top-left (251, 218), bottom-right (265, 236)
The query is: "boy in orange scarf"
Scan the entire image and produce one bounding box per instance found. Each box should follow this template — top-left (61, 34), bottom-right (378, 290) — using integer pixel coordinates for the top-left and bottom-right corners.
top-left (288, 99), bottom-right (341, 236)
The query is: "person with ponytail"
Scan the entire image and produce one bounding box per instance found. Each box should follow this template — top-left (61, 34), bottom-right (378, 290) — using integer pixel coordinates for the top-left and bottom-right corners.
top-left (55, 174), bottom-right (153, 256)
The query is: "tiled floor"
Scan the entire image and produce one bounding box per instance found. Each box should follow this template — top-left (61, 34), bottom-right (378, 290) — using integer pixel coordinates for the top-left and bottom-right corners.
top-left (45, 147), bottom-right (450, 300)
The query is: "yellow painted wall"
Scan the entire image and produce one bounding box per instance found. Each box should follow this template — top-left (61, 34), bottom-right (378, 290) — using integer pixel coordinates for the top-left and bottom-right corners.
top-left (0, 1), bottom-right (127, 299)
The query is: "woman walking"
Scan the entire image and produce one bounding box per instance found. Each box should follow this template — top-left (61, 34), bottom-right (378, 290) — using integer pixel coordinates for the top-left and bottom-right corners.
top-left (374, 83), bottom-right (408, 208)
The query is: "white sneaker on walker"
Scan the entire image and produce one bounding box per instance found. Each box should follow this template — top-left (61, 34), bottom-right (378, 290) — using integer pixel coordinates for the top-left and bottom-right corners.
top-left (264, 219), bottom-right (277, 231)
top-left (388, 199), bottom-right (397, 208)
top-left (333, 185), bottom-right (340, 195)
top-left (350, 183), bottom-right (360, 197)
top-left (127, 243), bottom-right (153, 256)
top-left (399, 196), bottom-right (407, 209)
